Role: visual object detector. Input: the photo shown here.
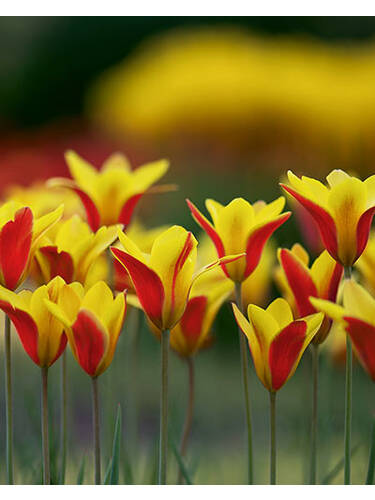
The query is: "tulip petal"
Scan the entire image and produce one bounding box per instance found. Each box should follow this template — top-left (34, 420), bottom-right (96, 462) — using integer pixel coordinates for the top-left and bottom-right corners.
top-left (266, 297), bottom-right (294, 330)
top-left (111, 247), bottom-right (165, 329)
top-left (180, 295), bottom-right (207, 344)
top-left (244, 213), bottom-right (291, 280)
top-left (309, 297), bottom-right (346, 322)
top-left (269, 320), bottom-right (307, 391)
top-left (281, 184), bottom-right (338, 261)
top-left (118, 193), bottom-right (143, 227)
top-left (279, 248), bottom-right (317, 316)
top-left (0, 300), bottom-right (39, 365)
top-left (49, 333), bottom-right (68, 366)
top-left (343, 279), bottom-right (375, 325)
top-left (344, 317), bottom-right (375, 381)
top-left (32, 205), bottom-right (64, 247)
top-left (0, 207), bottom-right (33, 290)
top-left (356, 206), bottom-right (375, 262)
top-left (39, 246), bottom-right (75, 283)
top-left (72, 309), bottom-right (108, 377)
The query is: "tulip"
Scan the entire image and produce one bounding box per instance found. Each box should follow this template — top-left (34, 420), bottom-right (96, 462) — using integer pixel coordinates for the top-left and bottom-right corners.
top-left (111, 225), bottom-right (243, 484)
top-left (0, 200), bottom-right (63, 484)
top-left (281, 169), bottom-right (375, 269)
top-left (45, 281), bottom-right (126, 484)
top-left (277, 243), bottom-right (342, 483)
top-left (33, 215), bottom-right (121, 285)
top-left (0, 276), bottom-right (75, 484)
top-left (233, 298), bottom-right (323, 484)
top-left (356, 231), bottom-right (375, 295)
top-left (48, 150), bottom-right (171, 231)
top-left (187, 196), bottom-right (290, 484)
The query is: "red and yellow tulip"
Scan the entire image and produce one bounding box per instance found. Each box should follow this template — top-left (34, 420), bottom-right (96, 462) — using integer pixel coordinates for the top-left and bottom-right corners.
top-left (281, 170), bottom-right (375, 267)
top-left (232, 298), bottom-right (323, 391)
top-left (33, 215), bottom-right (121, 285)
top-left (45, 281), bottom-right (126, 377)
top-left (48, 150), bottom-right (170, 231)
top-left (356, 231), bottom-right (375, 294)
top-left (0, 201), bottom-right (63, 291)
top-left (311, 279), bottom-right (375, 381)
top-left (187, 197), bottom-right (290, 283)
top-left (111, 225), bottom-right (242, 331)
top-left (0, 276), bottom-right (70, 367)
top-left (277, 244), bottom-right (343, 343)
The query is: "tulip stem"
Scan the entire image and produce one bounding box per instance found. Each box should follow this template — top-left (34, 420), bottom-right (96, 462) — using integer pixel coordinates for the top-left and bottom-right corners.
top-left (235, 282), bottom-right (253, 484)
top-left (91, 376), bottom-right (101, 485)
top-left (159, 329), bottom-right (170, 485)
top-left (59, 350), bottom-right (67, 484)
top-left (366, 416), bottom-right (375, 484)
top-left (344, 265), bottom-right (352, 485)
top-left (41, 366), bottom-right (50, 485)
top-left (178, 356), bottom-right (195, 484)
top-left (4, 314), bottom-right (13, 484)
top-left (269, 390), bottom-right (276, 485)
top-left (310, 344), bottom-right (319, 484)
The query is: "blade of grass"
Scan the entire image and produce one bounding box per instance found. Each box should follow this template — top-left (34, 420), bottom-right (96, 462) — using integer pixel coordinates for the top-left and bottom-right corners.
top-left (109, 405), bottom-right (122, 485)
top-left (77, 456), bottom-right (86, 485)
top-left (322, 443), bottom-right (361, 484)
top-left (366, 418), bottom-right (375, 485)
top-left (103, 459), bottom-right (112, 485)
top-left (170, 437), bottom-right (193, 485)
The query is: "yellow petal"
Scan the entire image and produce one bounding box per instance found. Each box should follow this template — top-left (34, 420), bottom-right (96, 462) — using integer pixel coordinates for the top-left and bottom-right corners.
top-left (102, 153), bottom-right (132, 172)
top-left (32, 205), bottom-right (64, 250)
top-left (118, 229), bottom-right (147, 263)
top-left (205, 198), bottom-right (224, 226)
top-left (81, 281), bottom-right (114, 322)
top-left (310, 250), bottom-right (337, 296)
top-left (248, 303), bottom-right (279, 348)
top-left (309, 297), bottom-right (346, 322)
top-left (342, 279), bottom-right (375, 325)
top-left (131, 159), bottom-right (169, 192)
top-left (326, 169), bottom-right (350, 187)
top-left (266, 297), bottom-right (294, 330)
top-left (254, 196), bottom-right (285, 222)
top-left (65, 150), bottom-right (99, 198)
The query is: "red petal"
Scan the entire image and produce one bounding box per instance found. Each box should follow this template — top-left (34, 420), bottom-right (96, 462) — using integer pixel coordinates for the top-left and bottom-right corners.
top-left (269, 320), bottom-right (307, 391)
top-left (324, 261), bottom-right (343, 302)
top-left (39, 246), bottom-right (75, 283)
top-left (281, 184), bottom-right (338, 261)
top-left (0, 207), bottom-right (33, 290)
top-left (49, 332), bottom-right (68, 366)
top-left (171, 232), bottom-right (195, 313)
top-left (244, 213), bottom-right (291, 279)
top-left (356, 206), bottom-right (375, 262)
top-left (72, 310), bottom-right (107, 376)
top-left (118, 193), bottom-right (143, 228)
top-left (0, 300), bottom-right (39, 365)
top-left (113, 258), bottom-right (133, 292)
top-left (111, 247), bottom-right (165, 329)
top-left (344, 317), bottom-right (375, 381)
top-left (180, 295), bottom-right (207, 344)
top-left (186, 199), bottom-right (228, 276)
top-left (279, 248), bottom-right (317, 316)
top-left (73, 187), bottom-right (101, 232)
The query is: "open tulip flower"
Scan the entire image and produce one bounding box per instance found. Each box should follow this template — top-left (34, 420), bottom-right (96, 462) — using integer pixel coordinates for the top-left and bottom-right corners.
top-left (33, 215), bottom-right (121, 286)
top-left (187, 197), bottom-right (290, 283)
top-left (0, 201), bottom-right (63, 291)
top-left (48, 150), bottom-right (170, 231)
top-left (311, 279), bottom-right (375, 381)
top-left (232, 298), bottom-right (324, 392)
top-left (278, 244), bottom-right (343, 344)
top-left (281, 169), bottom-right (375, 268)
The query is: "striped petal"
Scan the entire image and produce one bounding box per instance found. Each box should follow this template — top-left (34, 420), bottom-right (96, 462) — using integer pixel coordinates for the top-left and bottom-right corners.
top-left (39, 246), bottom-right (75, 283)
top-left (345, 317), bottom-right (375, 381)
top-left (356, 206), bottom-right (375, 263)
top-left (118, 193), bottom-right (143, 227)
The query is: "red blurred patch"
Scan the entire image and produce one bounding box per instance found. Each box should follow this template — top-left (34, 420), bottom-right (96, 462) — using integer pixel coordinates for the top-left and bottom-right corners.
top-left (118, 193), bottom-right (143, 228)
top-left (180, 295), bottom-right (207, 344)
top-left (279, 248), bottom-right (317, 316)
top-left (244, 212), bottom-right (290, 279)
top-left (324, 261), bottom-right (343, 302)
top-left (0, 300), bottom-right (40, 365)
top-left (71, 186), bottom-right (101, 232)
top-left (281, 184), bottom-right (338, 262)
top-left (345, 317), bottom-right (375, 381)
top-left (269, 320), bottom-right (306, 391)
top-left (111, 247), bottom-right (164, 329)
top-left (0, 207), bottom-right (33, 290)
top-left (72, 310), bottom-right (107, 376)
top-left (39, 246), bottom-right (75, 283)
top-left (356, 206), bottom-right (375, 263)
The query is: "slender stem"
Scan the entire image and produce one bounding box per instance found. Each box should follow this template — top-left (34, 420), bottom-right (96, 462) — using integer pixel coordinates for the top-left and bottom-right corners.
top-left (235, 282), bottom-right (253, 484)
top-left (344, 265), bottom-right (352, 485)
top-left (4, 314), bottom-right (13, 484)
top-left (366, 416), bottom-right (375, 485)
top-left (41, 367), bottom-right (50, 485)
top-left (310, 344), bottom-right (319, 484)
top-left (59, 350), bottom-right (67, 484)
top-left (158, 329), bottom-right (170, 485)
top-left (178, 356), bottom-right (195, 484)
top-left (91, 376), bottom-right (101, 485)
top-left (269, 391), bottom-right (276, 485)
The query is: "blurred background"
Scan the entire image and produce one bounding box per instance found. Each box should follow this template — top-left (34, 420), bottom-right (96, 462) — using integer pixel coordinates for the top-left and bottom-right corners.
top-left (0, 16), bottom-right (374, 484)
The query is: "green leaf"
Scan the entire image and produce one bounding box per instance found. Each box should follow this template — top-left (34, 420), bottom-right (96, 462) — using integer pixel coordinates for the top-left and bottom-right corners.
top-left (103, 459), bottom-right (112, 485)
top-left (104, 405), bottom-right (122, 485)
top-left (322, 443), bottom-right (361, 484)
top-left (77, 457), bottom-right (86, 485)
top-left (366, 418), bottom-right (375, 485)
top-left (170, 437), bottom-right (193, 485)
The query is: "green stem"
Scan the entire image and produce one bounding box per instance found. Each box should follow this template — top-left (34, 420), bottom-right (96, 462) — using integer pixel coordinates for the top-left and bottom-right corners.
top-left (4, 314), bottom-right (13, 484)
top-left (91, 376), bottom-right (101, 485)
top-left (235, 282), bottom-right (253, 484)
top-left (41, 367), bottom-right (50, 485)
top-left (59, 350), bottom-right (67, 484)
top-left (178, 356), bottom-right (195, 484)
top-left (344, 265), bottom-right (352, 485)
top-left (269, 391), bottom-right (276, 485)
top-left (366, 416), bottom-right (375, 484)
top-left (310, 344), bottom-right (319, 484)
top-left (158, 329), bottom-right (170, 485)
